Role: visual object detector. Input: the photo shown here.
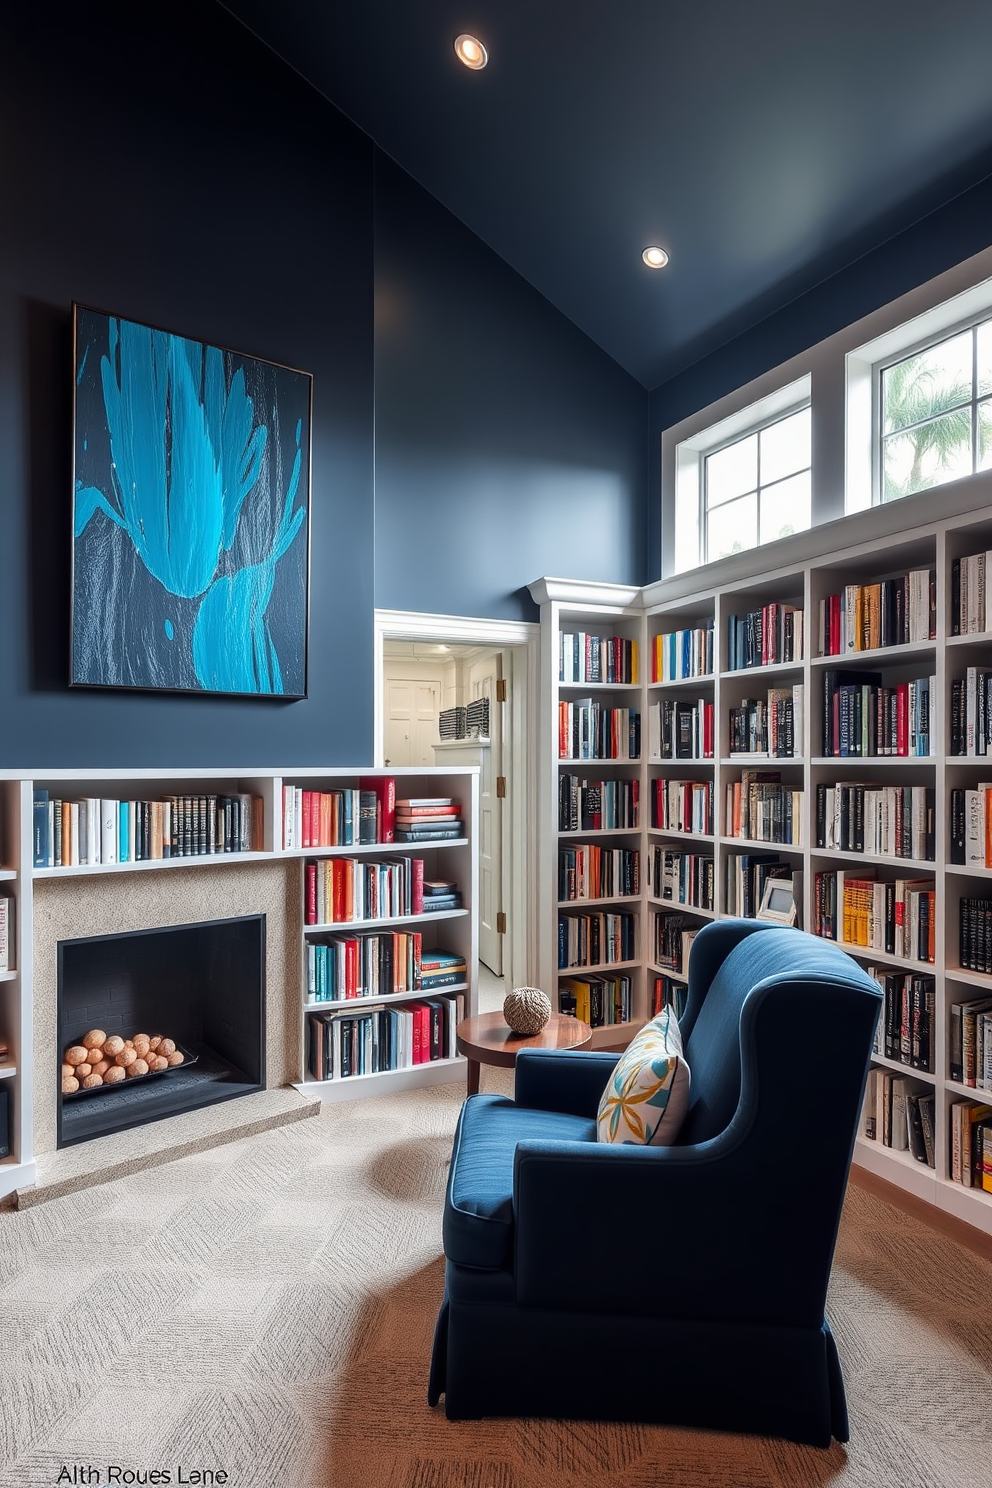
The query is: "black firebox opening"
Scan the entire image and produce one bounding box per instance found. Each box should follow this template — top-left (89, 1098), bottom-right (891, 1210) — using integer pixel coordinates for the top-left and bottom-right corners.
top-left (57, 914), bottom-right (266, 1148)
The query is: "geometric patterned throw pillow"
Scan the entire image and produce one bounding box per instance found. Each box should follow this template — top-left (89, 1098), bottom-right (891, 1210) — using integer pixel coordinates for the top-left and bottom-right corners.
top-left (596, 1004), bottom-right (691, 1145)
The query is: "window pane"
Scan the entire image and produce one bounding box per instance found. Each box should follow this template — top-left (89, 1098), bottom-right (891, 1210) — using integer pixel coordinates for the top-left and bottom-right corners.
top-left (707, 492), bottom-right (757, 561)
top-left (978, 397), bottom-right (992, 472)
top-left (706, 434), bottom-right (757, 507)
top-left (978, 320), bottom-right (992, 400)
top-left (759, 471), bottom-right (811, 545)
top-left (881, 408), bottom-right (973, 500)
top-left (882, 330), bottom-right (972, 435)
top-left (760, 408), bottom-right (810, 486)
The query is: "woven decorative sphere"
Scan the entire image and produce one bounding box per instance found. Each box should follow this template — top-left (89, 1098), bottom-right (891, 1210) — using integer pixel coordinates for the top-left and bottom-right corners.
top-left (503, 986), bottom-right (552, 1035)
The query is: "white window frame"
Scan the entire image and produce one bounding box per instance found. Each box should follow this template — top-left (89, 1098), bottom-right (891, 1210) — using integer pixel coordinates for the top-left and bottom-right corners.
top-left (847, 277), bottom-right (992, 513)
top-left (673, 375), bottom-right (811, 574)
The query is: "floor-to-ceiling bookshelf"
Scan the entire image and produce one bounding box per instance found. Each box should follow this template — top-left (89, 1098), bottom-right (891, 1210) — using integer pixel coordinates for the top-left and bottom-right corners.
top-left (531, 492), bottom-right (992, 1241)
top-left (534, 583), bottom-right (645, 1047)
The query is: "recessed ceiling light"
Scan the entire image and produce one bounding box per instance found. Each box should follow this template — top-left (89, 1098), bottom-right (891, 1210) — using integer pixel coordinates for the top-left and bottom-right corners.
top-left (642, 246), bottom-right (670, 269)
top-left (454, 34), bottom-right (488, 69)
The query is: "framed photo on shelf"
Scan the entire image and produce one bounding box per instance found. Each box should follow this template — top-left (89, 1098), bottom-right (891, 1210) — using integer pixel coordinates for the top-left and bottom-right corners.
top-left (756, 878), bottom-right (798, 925)
top-left (70, 304), bottom-right (312, 698)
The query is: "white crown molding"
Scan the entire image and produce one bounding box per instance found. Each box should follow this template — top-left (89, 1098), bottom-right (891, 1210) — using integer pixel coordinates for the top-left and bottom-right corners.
top-left (374, 608), bottom-right (537, 645)
top-left (526, 577), bottom-right (642, 610)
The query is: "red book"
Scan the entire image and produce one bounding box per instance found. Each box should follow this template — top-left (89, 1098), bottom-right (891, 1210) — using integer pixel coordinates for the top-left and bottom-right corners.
top-left (416, 1003), bottom-right (430, 1063)
top-left (829, 594), bottom-right (841, 655)
top-left (411, 857), bottom-right (425, 915)
top-left (301, 790), bottom-right (312, 849)
top-left (896, 683), bottom-right (909, 756)
top-left (345, 937), bottom-right (359, 997)
top-left (305, 861), bottom-right (317, 925)
top-left (332, 860), bottom-right (346, 922)
top-left (395, 804), bottom-right (460, 818)
top-left (360, 775), bottom-right (395, 842)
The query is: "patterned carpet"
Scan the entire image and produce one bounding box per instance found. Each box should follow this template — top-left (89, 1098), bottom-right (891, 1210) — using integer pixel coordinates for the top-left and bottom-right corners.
top-left (1, 1072), bottom-right (990, 1488)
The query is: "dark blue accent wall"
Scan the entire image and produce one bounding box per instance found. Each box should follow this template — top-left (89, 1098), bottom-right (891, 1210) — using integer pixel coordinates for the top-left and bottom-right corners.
top-left (0, 5), bottom-right (374, 767)
top-left (647, 175), bottom-right (992, 576)
top-left (374, 153), bottom-right (650, 622)
top-left (0, 7), bottom-right (650, 767)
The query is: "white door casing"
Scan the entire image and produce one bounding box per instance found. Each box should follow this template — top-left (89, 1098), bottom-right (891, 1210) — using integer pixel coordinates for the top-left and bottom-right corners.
top-left (466, 651), bottom-right (503, 974)
top-left (374, 609), bottom-right (540, 993)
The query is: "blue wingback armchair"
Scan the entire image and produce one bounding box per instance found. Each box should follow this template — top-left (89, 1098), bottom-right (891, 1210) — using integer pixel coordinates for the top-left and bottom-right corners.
top-left (428, 920), bottom-right (882, 1446)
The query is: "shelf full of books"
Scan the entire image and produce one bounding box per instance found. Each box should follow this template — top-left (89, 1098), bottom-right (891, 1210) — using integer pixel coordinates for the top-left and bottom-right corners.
top-left (292, 769), bottom-right (479, 1101)
top-left (535, 585), bottom-right (647, 1045)
top-left (32, 779), bottom-right (270, 871)
top-left (531, 505), bottom-right (992, 1239)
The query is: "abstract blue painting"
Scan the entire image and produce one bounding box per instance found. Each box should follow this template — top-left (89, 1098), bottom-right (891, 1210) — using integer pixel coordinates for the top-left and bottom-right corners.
top-left (71, 305), bottom-right (312, 696)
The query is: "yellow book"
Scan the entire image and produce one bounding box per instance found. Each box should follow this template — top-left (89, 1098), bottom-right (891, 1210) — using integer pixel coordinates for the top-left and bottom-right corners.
top-left (559, 976), bottom-right (591, 1025)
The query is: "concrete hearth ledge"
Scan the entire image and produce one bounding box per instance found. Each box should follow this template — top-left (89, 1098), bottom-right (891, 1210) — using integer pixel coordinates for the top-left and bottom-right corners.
top-left (9, 1086), bottom-right (321, 1209)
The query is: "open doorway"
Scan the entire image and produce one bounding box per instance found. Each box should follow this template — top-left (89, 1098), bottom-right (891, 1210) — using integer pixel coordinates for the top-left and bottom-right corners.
top-left (381, 640), bottom-right (505, 975)
top-left (373, 609), bottom-right (539, 1001)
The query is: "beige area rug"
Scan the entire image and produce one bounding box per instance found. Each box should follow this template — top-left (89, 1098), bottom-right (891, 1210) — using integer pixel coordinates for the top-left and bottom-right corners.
top-left (1, 1073), bottom-right (990, 1488)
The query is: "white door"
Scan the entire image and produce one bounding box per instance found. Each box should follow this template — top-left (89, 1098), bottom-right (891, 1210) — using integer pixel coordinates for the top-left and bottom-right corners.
top-left (384, 675), bottom-right (440, 767)
top-left (467, 651), bottom-right (503, 974)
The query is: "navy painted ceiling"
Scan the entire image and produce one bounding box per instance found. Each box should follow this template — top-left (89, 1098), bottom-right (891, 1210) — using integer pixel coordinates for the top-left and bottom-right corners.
top-left (223, 0), bottom-right (992, 389)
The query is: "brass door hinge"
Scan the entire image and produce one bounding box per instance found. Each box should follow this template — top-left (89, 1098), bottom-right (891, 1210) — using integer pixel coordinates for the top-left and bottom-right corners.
top-left (495, 678), bottom-right (507, 702)
top-left (496, 912), bottom-right (507, 934)
top-left (496, 776), bottom-right (507, 798)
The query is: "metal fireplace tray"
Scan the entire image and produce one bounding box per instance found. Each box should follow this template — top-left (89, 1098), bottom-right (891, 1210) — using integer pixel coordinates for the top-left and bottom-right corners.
top-left (63, 1043), bottom-right (199, 1098)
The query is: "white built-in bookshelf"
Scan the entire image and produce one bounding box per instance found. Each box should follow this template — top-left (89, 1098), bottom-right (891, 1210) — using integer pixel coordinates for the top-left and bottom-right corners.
top-left (0, 765), bottom-right (479, 1198)
top-left (283, 768), bottom-right (478, 1104)
top-left (531, 488), bottom-right (992, 1242)
top-left (537, 584), bottom-right (645, 1047)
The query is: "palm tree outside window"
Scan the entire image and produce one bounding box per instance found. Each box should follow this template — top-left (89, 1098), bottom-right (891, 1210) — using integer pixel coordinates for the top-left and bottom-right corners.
top-left (880, 321), bottom-right (992, 501)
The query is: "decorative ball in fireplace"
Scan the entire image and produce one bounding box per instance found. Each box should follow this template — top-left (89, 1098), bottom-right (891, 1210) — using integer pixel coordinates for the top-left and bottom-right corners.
top-left (62, 1028), bottom-right (192, 1098)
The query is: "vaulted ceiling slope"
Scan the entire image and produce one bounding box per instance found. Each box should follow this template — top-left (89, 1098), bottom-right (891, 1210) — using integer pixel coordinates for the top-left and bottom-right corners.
top-left (222, 0), bottom-right (992, 390)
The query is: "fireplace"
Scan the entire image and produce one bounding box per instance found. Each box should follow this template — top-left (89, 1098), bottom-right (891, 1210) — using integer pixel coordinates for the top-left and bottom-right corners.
top-left (57, 915), bottom-right (266, 1148)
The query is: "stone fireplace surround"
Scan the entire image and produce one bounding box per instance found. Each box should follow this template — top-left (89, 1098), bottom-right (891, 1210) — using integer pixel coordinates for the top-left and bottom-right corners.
top-left (24, 857), bottom-right (315, 1203)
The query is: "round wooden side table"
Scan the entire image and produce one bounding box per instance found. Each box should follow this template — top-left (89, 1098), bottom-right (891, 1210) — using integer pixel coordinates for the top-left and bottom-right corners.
top-left (455, 1010), bottom-right (593, 1095)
